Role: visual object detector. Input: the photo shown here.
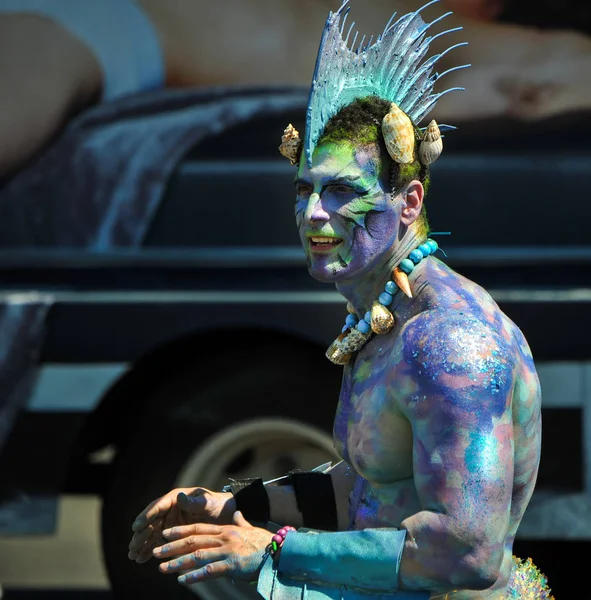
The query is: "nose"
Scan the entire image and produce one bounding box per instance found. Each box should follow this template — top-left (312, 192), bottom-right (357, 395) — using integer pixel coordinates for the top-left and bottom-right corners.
top-left (304, 192), bottom-right (330, 224)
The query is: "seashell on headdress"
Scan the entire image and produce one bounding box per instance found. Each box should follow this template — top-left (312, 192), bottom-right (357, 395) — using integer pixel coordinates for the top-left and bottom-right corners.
top-left (302, 0), bottom-right (470, 166)
top-left (418, 120), bottom-right (443, 165)
top-left (279, 124), bottom-right (302, 166)
top-left (382, 103), bottom-right (416, 164)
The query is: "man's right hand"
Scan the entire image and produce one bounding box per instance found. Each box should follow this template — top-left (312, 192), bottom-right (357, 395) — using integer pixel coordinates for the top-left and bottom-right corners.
top-left (128, 487), bottom-right (236, 563)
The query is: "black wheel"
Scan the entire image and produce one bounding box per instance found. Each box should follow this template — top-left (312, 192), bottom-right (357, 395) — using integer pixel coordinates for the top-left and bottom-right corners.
top-left (101, 343), bottom-right (341, 599)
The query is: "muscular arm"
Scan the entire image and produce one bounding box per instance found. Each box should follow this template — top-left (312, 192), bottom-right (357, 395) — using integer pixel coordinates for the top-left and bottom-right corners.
top-left (266, 460), bottom-right (357, 531)
top-left (0, 14), bottom-right (101, 177)
top-left (395, 310), bottom-right (515, 593)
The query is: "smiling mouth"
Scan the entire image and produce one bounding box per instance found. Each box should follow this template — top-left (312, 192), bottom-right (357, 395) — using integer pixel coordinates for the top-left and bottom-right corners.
top-left (309, 236), bottom-right (343, 251)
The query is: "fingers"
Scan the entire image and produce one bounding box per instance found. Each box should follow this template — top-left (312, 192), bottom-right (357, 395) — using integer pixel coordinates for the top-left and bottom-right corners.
top-left (128, 519), bottom-right (164, 561)
top-left (132, 530), bottom-right (165, 563)
top-left (162, 501), bottom-right (185, 533)
top-left (232, 511), bottom-right (251, 528)
top-left (132, 496), bottom-right (173, 532)
top-left (129, 520), bottom-right (161, 553)
top-left (158, 548), bottom-right (224, 574)
top-left (154, 534), bottom-right (222, 560)
top-left (160, 523), bottom-right (223, 541)
top-left (177, 491), bottom-right (207, 515)
top-left (151, 522), bottom-right (266, 584)
top-left (178, 560), bottom-right (231, 584)
top-left (135, 540), bottom-right (160, 564)
top-left (132, 487), bottom-right (204, 533)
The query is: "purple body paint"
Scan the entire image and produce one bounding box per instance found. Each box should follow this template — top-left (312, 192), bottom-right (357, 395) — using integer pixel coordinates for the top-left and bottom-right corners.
top-left (297, 140), bottom-right (542, 598)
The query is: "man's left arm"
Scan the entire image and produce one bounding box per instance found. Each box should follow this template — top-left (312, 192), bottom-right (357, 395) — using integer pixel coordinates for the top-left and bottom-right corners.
top-left (396, 312), bottom-right (515, 594)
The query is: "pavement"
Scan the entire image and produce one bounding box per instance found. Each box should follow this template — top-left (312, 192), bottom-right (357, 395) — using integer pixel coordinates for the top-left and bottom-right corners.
top-left (0, 495), bottom-right (111, 598)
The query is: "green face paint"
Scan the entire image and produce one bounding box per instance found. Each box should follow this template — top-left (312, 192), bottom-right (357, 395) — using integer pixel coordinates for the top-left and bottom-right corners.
top-left (294, 140), bottom-right (400, 283)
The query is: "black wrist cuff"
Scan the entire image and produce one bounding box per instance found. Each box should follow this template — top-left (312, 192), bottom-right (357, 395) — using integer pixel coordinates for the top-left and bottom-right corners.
top-left (290, 471), bottom-right (338, 531)
top-left (228, 477), bottom-right (270, 523)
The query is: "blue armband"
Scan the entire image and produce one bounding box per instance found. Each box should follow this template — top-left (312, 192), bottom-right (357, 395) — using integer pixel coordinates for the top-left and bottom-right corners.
top-left (257, 528), bottom-right (429, 599)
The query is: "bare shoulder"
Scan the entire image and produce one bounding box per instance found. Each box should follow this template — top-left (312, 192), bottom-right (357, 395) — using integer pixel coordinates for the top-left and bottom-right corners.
top-left (393, 259), bottom-right (535, 414)
top-left (412, 257), bottom-right (530, 353)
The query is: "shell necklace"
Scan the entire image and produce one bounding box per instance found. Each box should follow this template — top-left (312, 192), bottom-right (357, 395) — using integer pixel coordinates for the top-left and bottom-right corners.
top-left (326, 238), bottom-right (439, 365)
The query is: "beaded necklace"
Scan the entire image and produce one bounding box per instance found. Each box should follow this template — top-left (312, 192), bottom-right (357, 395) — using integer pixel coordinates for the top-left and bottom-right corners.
top-left (326, 238), bottom-right (439, 365)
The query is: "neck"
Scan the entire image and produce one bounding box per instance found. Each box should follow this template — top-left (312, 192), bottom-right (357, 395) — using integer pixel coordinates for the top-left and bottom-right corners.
top-left (335, 228), bottom-right (423, 316)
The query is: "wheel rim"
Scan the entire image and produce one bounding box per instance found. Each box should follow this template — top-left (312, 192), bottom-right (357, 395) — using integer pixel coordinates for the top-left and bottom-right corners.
top-left (174, 417), bottom-right (338, 600)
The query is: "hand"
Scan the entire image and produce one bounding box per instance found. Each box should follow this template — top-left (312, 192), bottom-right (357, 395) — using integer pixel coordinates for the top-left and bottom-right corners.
top-left (128, 487), bottom-right (236, 563)
top-left (496, 55), bottom-right (591, 120)
top-left (153, 511), bottom-right (271, 584)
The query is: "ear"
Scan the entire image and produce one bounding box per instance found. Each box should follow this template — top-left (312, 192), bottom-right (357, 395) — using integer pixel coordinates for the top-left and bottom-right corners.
top-left (400, 180), bottom-right (424, 227)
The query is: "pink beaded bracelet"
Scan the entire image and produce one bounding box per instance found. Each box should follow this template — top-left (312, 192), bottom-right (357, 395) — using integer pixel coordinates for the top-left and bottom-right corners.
top-left (270, 526), bottom-right (296, 556)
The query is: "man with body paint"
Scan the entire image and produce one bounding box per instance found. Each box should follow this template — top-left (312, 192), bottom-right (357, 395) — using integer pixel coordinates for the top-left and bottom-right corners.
top-left (128, 3), bottom-right (552, 598)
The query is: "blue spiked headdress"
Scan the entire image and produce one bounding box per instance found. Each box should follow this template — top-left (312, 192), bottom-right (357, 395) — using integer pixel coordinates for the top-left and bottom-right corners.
top-left (278, 0), bottom-right (469, 167)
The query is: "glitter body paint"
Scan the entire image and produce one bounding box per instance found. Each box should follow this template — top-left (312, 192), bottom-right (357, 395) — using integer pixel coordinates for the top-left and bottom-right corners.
top-left (335, 258), bottom-right (542, 598)
top-left (298, 142), bottom-right (544, 598)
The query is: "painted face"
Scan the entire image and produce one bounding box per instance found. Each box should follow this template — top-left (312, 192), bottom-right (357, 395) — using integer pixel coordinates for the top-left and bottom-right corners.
top-left (295, 140), bottom-right (401, 283)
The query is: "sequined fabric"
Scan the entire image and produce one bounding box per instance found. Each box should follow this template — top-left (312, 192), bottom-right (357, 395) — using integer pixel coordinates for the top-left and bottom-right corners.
top-left (506, 556), bottom-right (554, 599)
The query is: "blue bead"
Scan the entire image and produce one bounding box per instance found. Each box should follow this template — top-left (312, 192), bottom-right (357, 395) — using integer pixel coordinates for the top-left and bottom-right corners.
top-left (399, 259), bottom-right (414, 274)
top-left (409, 249), bottom-right (423, 264)
top-left (364, 311), bottom-right (372, 323)
top-left (426, 239), bottom-right (438, 252)
top-left (342, 324), bottom-right (350, 333)
top-left (357, 319), bottom-right (371, 334)
top-left (419, 243), bottom-right (431, 256)
top-left (345, 313), bottom-right (358, 327)
top-left (378, 292), bottom-right (393, 306)
top-left (385, 280), bottom-right (397, 294)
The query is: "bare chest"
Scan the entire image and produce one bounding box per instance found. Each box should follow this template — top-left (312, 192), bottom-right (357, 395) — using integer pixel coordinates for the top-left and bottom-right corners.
top-left (333, 343), bottom-right (414, 484)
